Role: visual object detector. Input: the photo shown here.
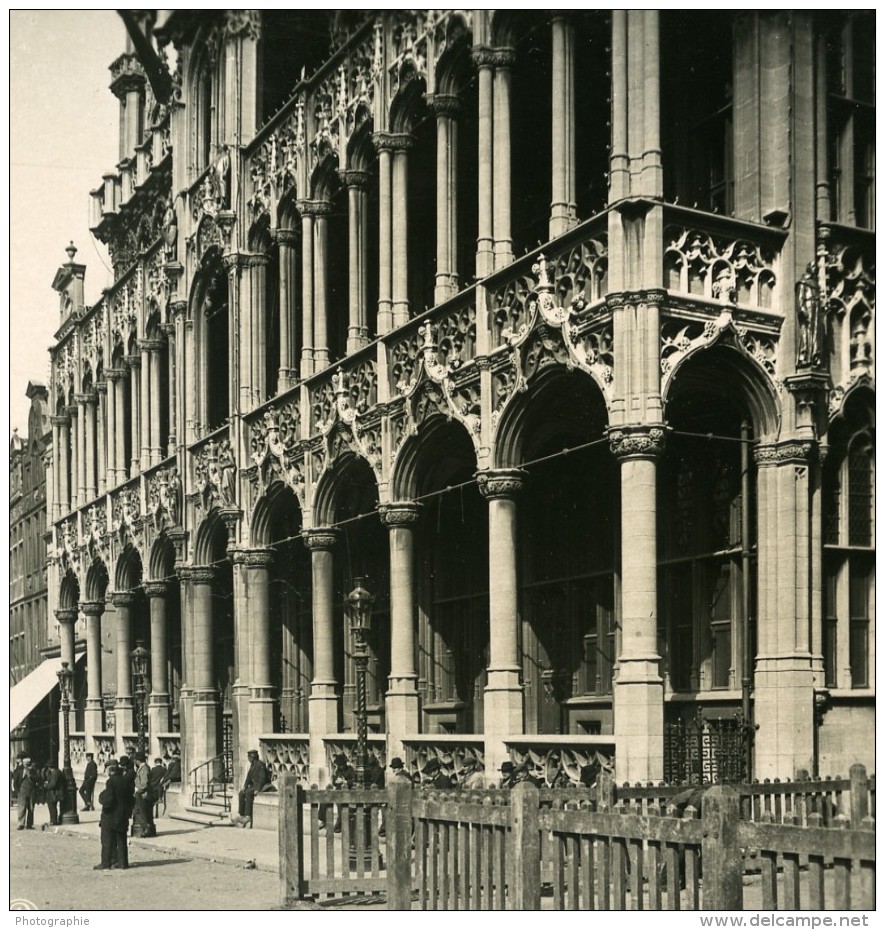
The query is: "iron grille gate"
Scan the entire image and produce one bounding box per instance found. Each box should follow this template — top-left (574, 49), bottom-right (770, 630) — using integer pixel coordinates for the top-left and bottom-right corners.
top-left (664, 711), bottom-right (754, 785)
top-left (222, 713), bottom-right (234, 784)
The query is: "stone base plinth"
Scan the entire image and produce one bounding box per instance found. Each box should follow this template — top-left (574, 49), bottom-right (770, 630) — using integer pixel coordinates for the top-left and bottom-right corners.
top-left (385, 684), bottom-right (420, 762)
top-left (754, 654), bottom-right (814, 780)
top-left (613, 657), bottom-right (664, 783)
top-left (308, 688), bottom-right (339, 785)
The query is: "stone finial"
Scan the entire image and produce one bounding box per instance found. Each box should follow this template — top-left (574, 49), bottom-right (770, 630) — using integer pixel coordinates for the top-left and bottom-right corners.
top-left (65, 241), bottom-right (78, 263)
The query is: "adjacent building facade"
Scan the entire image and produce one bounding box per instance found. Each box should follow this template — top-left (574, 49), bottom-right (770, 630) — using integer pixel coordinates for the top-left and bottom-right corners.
top-left (10, 383), bottom-right (56, 764)
top-left (45, 10), bottom-right (874, 798)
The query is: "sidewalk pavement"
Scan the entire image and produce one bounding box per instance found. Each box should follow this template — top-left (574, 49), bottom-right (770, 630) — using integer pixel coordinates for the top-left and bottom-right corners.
top-left (14, 806), bottom-right (281, 874)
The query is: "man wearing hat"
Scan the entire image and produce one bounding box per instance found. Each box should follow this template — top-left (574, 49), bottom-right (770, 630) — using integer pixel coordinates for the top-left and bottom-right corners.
top-left (79, 752), bottom-right (98, 811)
top-left (389, 757), bottom-right (415, 785)
top-left (460, 757), bottom-right (485, 790)
top-left (96, 760), bottom-right (130, 869)
top-left (233, 749), bottom-right (268, 827)
top-left (132, 752), bottom-right (156, 838)
top-left (499, 760), bottom-right (518, 789)
top-left (118, 756), bottom-right (137, 827)
top-left (421, 758), bottom-right (453, 789)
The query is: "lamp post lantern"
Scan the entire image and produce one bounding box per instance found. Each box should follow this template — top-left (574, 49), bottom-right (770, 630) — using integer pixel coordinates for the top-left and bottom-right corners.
top-left (130, 640), bottom-right (150, 757)
top-left (56, 661), bottom-right (79, 825)
top-left (345, 577), bottom-right (375, 788)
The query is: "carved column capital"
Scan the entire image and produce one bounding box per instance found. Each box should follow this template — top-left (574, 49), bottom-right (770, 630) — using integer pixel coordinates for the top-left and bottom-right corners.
top-left (111, 591), bottom-right (137, 609)
top-left (302, 528), bottom-right (339, 551)
top-left (342, 169), bottom-right (370, 190)
top-left (62, 405), bottom-right (78, 419)
top-left (231, 547), bottom-right (275, 570)
top-left (55, 607), bottom-right (78, 625)
top-left (50, 415), bottom-right (71, 427)
top-left (298, 199), bottom-right (332, 218)
top-left (142, 581), bottom-right (168, 599)
top-left (104, 367), bottom-right (127, 382)
top-left (373, 131), bottom-right (413, 154)
top-left (432, 94), bottom-right (461, 119)
top-left (125, 355), bottom-right (141, 370)
top-left (378, 502), bottom-right (423, 528)
top-left (170, 299), bottom-right (188, 318)
top-left (79, 600), bottom-right (106, 617)
top-left (73, 392), bottom-right (93, 406)
top-left (180, 565), bottom-right (217, 585)
top-left (274, 227), bottom-right (299, 247)
top-left (476, 468), bottom-right (526, 500)
top-left (607, 425), bottom-right (666, 460)
top-left (753, 440), bottom-right (814, 467)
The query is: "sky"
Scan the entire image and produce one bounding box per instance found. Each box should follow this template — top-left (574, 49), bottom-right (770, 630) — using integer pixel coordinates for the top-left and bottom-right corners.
top-left (9, 11), bottom-right (124, 434)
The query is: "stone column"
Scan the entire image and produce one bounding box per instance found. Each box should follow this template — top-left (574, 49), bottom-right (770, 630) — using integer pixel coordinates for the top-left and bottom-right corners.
top-left (312, 203), bottom-right (331, 369)
top-left (303, 529), bottom-right (339, 785)
top-left (138, 341), bottom-right (151, 470)
top-left (104, 375), bottom-right (116, 490)
top-left (641, 11), bottom-right (662, 198)
top-left (80, 601), bottom-right (106, 747)
top-left (609, 10), bottom-right (629, 201)
top-left (434, 94), bottom-right (460, 304)
top-left (162, 321), bottom-right (177, 455)
top-left (65, 406), bottom-right (79, 510)
top-left (345, 170), bottom-right (370, 353)
top-left (492, 50), bottom-right (515, 269)
top-left (477, 470), bottom-right (525, 774)
top-left (753, 442), bottom-right (816, 779)
top-left (300, 207), bottom-right (315, 377)
top-left (112, 592), bottom-right (135, 746)
top-left (147, 340), bottom-right (163, 464)
top-left (550, 15), bottom-right (576, 237)
top-left (107, 370), bottom-right (126, 485)
top-left (96, 385), bottom-right (107, 495)
top-left (390, 134), bottom-right (413, 328)
top-left (473, 48), bottom-right (495, 277)
top-left (55, 607), bottom-right (77, 671)
top-left (609, 426), bottom-right (665, 783)
top-left (84, 393), bottom-right (97, 502)
top-left (75, 395), bottom-right (88, 506)
top-left (51, 415), bottom-right (70, 515)
top-left (244, 549), bottom-right (276, 750)
top-left (127, 355), bottom-right (141, 477)
top-left (189, 566), bottom-right (219, 768)
top-left (247, 254), bottom-right (268, 406)
top-left (379, 503), bottom-right (422, 759)
top-left (276, 228), bottom-right (299, 389)
top-left (375, 139), bottom-right (394, 334)
top-left (144, 582), bottom-right (171, 757)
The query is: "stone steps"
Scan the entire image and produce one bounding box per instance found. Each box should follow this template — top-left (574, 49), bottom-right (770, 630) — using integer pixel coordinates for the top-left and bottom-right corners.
top-left (169, 792), bottom-right (235, 828)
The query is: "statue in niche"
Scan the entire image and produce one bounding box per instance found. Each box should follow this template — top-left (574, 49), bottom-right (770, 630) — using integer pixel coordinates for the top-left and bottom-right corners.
top-left (796, 262), bottom-right (823, 368)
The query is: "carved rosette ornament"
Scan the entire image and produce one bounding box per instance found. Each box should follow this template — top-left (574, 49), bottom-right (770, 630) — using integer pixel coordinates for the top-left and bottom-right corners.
top-left (476, 469), bottom-right (526, 501)
top-left (378, 502), bottom-right (422, 528)
top-left (302, 528), bottom-right (339, 551)
top-left (608, 426), bottom-right (666, 460)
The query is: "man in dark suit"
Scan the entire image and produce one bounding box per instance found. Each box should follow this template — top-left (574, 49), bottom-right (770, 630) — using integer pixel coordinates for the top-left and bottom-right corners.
top-left (16, 762), bottom-right (37, 830)
top-left (117, 756), bottom-right (137, 834)
top-left (233, 749), bottom-right (268, 828)
top-left (79, 753), bottom-right (98, 810)
top-left (43, 762), bottom-right (64, 826)
top-left (95, 760), bottom-right (131, 870)
top-left (421, 758), bottom-right (453, 789)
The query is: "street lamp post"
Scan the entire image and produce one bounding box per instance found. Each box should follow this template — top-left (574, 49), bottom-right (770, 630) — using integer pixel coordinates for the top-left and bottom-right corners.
top-left (345, 577), bottom-right (375, 788)
top-left (56, 661), bottom-right (79, 825)
top-left (130, 641), bottom-right (150, 757)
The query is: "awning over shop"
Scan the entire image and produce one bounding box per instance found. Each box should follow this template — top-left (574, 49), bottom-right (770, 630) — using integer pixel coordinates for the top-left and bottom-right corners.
top-left (9, 652), bottom-right (85, 732)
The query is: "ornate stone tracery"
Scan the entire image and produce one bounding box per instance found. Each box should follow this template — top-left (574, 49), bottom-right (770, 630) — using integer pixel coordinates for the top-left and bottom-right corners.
top-left (148, 465), bottom-right (181, 530)
top-left (193, 439), bottom-right (237, 510)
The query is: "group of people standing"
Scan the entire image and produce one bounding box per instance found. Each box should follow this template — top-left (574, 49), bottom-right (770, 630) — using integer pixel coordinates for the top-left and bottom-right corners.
top-left (12, 754), bottom-right (65, 829)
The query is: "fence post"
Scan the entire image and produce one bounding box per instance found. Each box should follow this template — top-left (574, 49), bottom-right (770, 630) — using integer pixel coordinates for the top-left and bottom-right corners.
top-left (278, 773), bottom-right (304, 907)
top-left (386, 780), bottom-right (413, 910)
top-left (702, 785), bottom-right (742, 910)
top-left (849, 763), bottom-right (869, 827)
top-left (509, 781), bottom-right (540, 910)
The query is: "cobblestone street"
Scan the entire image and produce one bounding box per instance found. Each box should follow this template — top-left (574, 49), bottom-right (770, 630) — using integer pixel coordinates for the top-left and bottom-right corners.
top-left (10, 821), bottom-right (280, 911)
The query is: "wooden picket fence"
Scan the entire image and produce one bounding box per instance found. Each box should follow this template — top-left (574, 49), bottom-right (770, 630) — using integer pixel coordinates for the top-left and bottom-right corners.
top-left (278, 770), bottom-right (876, 910)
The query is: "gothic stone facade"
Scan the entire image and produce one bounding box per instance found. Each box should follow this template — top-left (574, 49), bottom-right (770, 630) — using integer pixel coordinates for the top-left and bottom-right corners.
top-left (46, 11), bottom-right (874, 792)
